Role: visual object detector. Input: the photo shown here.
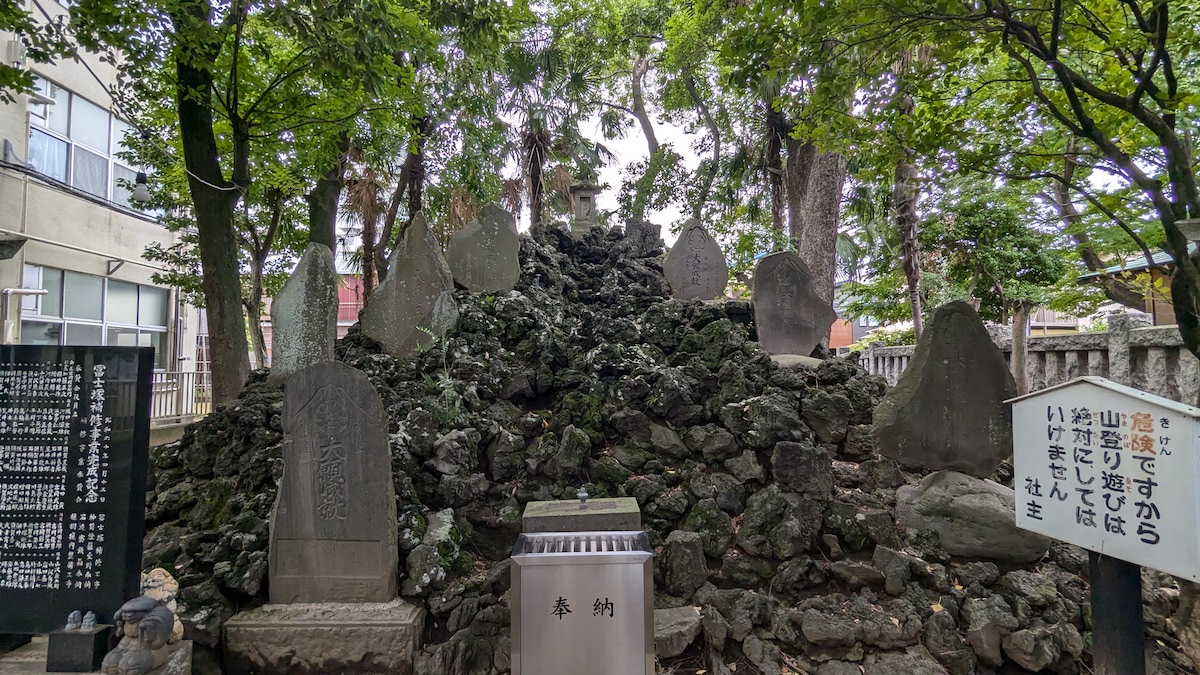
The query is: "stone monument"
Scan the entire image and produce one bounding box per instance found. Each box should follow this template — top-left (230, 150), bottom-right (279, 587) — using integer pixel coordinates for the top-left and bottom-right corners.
top-left (267, 243), bottom-right (337, 384)
top-left (663, 219), bottom-right (728, 301)
top-left (225, 361), bottom-right (422, 674)
top-left (360, 212), bottom-right (457, 357)
top-left (0, 347), bottom-right (154, 637)
top-left (446, 202), bottom-right (521, 293)
top-left (268, 361), bottom-right (397, 603)
top-left (873, 301), bottom-right (1016, 477)
top-left (750, 251), bottom-right (836, 356)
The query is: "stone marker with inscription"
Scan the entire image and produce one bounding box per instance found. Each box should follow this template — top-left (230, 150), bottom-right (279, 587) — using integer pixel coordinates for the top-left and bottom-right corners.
top-left (0, 347), bottom-right (154, 636)
top-left (360, 212), bottom-right (458, 357)
top-left (663, 219), bottom-right (728, 301)
top-left (873, 301), bottom-right (1016, 477)
top-left (267, 243), bottom-right (337, 384)
top-left (269, 361), bottom-right (398, 603)
top-left (226, 361), bottom-right (423, 674)
top-left (446, 203), bottom-right (521, 293)
top-left (750, 251), bottom-right (837, 356)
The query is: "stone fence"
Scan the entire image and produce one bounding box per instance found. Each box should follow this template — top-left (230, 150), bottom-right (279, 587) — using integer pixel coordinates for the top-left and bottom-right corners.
top-left (860, 314), bottom-right (1200, 404)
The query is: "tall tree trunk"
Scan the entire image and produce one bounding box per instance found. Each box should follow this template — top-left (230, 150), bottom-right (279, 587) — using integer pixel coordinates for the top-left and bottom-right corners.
top-left (376, 154), bottom-right (414, 282)
top-left (765, 105), bottom-right (786, 234)
top-left (895, 153), bottom-right (923, 340)
top-left (173, 10), bottom-right (250, 404)
top-left (790, 142), bottom-right (848, 305)
top-left (405, 117), bottom-right (430, 226)
top-left (685, 74), bottom-right (721, 220)
top-left (628, 57), bottom-right (661, 222)
top-left (889, 48), bottom-right (927, 341)
top-left (893, 76), bottom-right (923, 340)
top-left (631, 58), bottom-right (659, 158)
top-left (361, 212), bottom-right (378, 301)
top-left (1011, 300), bottom-right (1032, 394)
top-left (527, 134), bottom-right (547, 230)
top-left (307, 133), bottom-right (349, 251)
top-left (785, 138), bottom-right (814, 250)
top-left (243, 272), bottom-right (267, 371)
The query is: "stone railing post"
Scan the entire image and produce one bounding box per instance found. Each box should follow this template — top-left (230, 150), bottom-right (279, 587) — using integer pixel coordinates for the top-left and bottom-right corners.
top-left (1107, 314), bottom-right (1133, 385)
top-left (865, 342), bottom-right (878, 377)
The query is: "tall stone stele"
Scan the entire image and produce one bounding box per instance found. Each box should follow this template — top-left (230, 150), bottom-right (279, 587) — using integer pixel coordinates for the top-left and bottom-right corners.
top-left (446, 202), bottom-right (521, 293)
top-left (873, 301), bottom-right (1018, 477)
top-left (751, 251), bottom-right (837, 356)
top-left (360, 212), bottom-right (458, 357)
top-left (267, 243), bottom-right (337, 384)
top-left (269, 361), bottom-right (398, 603)
top-left (663, 219), bottom-right (728, 301)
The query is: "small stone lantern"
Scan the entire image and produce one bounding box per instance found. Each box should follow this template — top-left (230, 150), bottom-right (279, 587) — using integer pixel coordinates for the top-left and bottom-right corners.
top-left (569, 182), bottom-right (602, 235)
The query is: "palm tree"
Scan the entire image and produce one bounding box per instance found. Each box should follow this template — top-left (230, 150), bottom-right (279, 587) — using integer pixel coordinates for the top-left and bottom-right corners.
top-left (501, 39), bottom-right (603, 228)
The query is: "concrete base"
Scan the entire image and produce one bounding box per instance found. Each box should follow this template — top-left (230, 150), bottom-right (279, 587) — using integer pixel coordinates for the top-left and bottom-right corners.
top-left (522, 497), bottom-right (640, 533)
top-left (0, 637), bottom-right (190, 675)
top-left (223, 599), bottom-right (424, 675)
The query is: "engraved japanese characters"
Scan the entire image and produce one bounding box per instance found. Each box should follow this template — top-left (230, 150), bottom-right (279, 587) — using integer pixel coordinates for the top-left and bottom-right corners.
top-left (0, 347), bottom-right (153, 635)
top-left (268, 361), bottom-right (398, 603)
top-left (750, 252), bottom-right (837, 356)
top-left (663, 220), bottom-right (728, 301)
top-left (446, 202), bottom-right (521, 293)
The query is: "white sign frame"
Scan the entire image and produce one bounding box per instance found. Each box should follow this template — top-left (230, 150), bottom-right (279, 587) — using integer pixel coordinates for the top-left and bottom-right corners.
top-left (1010, 376), bottom-right (1200, 581)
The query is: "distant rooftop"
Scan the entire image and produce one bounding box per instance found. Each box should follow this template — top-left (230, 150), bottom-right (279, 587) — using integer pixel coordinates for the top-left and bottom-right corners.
top-left (1077, 242), bottom-right (1198, 281)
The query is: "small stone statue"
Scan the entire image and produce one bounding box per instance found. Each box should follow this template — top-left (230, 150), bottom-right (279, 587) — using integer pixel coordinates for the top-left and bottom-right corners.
top-left (100, 596), bottom-right (175, 675)
top-left (82, 611), bottom-right (97, 630)
top-left (64, 610), bottom-right (82, 631)
top-left (141, 567), bottom-right (184, 644)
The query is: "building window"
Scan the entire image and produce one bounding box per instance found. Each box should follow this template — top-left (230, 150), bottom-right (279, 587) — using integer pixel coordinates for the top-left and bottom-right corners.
top-left (27, 77), bottom-right (139, 208)
top-left (20, 265), bottom-right (170, 369)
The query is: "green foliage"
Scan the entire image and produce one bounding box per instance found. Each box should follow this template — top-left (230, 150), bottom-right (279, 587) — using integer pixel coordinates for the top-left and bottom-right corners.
top-left (848, 326), bottom-right (917, 352)
top-left (0, 3), bottom-right (73, 102)
top-left (921, 183), bottom-right (1068, 319)
top-left (842, 178), bottom-right (1075, 324)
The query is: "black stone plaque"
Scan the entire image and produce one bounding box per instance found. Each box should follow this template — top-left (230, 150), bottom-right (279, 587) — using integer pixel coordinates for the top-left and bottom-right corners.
top-left (0, 346), bottom-right (153, 635)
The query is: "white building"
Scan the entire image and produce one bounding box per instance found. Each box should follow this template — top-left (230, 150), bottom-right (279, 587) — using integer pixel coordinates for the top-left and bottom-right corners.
top-left (0, 2), bottom-right (202, 380)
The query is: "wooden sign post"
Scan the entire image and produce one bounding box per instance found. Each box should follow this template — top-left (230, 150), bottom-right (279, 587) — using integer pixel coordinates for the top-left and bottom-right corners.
top-left (1010, 376), bottom-right (1200, 675)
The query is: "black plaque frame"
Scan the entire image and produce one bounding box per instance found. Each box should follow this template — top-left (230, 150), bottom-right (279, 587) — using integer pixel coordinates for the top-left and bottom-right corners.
top-left (0, 346), bottom-right (153, 634)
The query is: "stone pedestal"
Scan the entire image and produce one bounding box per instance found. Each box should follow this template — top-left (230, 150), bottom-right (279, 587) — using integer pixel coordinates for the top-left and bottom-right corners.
top-left (45, 626), bottom-right (111, 672)
top-left (223, 600), bottom-right (424, 675)
top-left (522, 497), bottom-right (640, 533)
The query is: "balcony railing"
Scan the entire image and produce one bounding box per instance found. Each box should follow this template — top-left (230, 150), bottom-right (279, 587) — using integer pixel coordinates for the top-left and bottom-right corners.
top-left (338, 303), bottom-right (362, 323)
top-left (149, 371), bottom-right (212, 426)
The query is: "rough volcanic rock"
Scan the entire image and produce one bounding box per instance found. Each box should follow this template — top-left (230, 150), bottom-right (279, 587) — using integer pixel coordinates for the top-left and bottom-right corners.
top-left (897, 471), bottom-right (1050, 563)
top-left (655, 606), bottom-right (702, 658)
top-left (140, 220), bottom-right (1197, 675)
